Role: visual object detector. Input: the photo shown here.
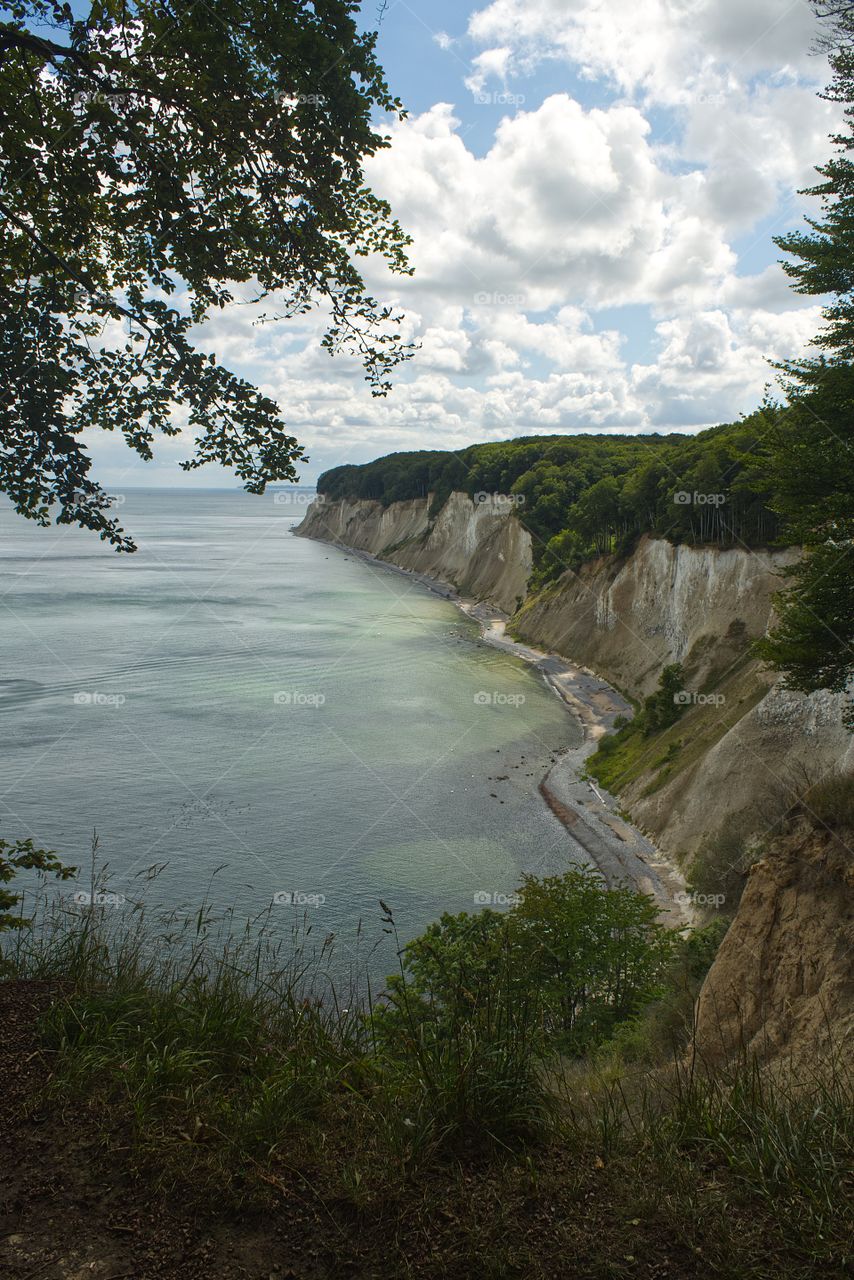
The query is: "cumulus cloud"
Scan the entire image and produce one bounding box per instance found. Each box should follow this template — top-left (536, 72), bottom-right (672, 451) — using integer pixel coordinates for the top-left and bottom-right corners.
top-left (89, 0), bottom-right (841, 486)
top-left (466, 0), bottom-right (820, 103)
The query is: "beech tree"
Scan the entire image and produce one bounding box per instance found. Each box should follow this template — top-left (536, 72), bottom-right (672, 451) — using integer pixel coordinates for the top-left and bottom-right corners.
top-left (0, 0), bottom-right (413, 549)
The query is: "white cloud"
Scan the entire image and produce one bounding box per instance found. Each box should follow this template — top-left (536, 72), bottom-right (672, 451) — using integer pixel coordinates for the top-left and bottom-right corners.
top-left (87, 1), bottom-right (841, 486)
top-left (466, 0), bottom-right (820, 104)
top-left (465, 46), bottom-right (512, 94)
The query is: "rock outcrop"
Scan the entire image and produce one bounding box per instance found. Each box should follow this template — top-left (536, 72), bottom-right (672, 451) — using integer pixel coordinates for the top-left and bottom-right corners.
top-left (694, 818), bottom-right (854, 1064)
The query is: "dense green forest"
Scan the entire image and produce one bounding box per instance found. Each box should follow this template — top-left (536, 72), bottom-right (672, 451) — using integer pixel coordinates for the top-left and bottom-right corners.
top-left (317, 409), bottom-right (782, 581)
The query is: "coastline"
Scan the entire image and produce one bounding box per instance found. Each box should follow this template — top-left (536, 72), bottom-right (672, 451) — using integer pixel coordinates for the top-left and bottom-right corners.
top-left (294, 525), bottom-right (691, 927)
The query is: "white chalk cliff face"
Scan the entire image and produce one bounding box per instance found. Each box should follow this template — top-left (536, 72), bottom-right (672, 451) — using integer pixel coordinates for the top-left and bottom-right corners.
top-left (297, 492), bottom-right (851, 861)
top-left (300, 490), bottom-right (854, 1063)
top-left (296, 492), bottom-right (532, 616)
top-left (514, 536), bottom-right (800, 697)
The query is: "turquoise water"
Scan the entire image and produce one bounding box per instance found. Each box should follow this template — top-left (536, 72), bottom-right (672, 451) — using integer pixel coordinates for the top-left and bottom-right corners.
top-left (0, 489), bottom-right (580, 956)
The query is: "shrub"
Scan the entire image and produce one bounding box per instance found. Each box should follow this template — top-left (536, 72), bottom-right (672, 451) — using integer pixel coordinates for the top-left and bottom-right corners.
top-left (688, 816), bottom-right (757, 914)
top-left (378, 866), bottom-right (677, 1060)
top-left (0, 837), bottom-right (76, 933)
top-left (802, 771), bottom-right (854, 831)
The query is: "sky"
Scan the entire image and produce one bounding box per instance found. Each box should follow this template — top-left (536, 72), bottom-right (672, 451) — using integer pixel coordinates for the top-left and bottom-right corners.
top-left (92, 0), bottom-right (840, 488)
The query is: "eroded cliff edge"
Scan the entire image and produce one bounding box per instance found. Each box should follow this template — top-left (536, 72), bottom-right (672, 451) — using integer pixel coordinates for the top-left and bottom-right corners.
top-left (694, 811), bottom-right (854, 1064)
top-left (296, 492), bottom-right (532, 615)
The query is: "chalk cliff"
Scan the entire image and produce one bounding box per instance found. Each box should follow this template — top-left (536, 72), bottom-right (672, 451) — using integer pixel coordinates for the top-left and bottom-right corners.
top-left (298, 489), bottom-right (853, 1064)
top-left (296, 492), bottom-right (531, 615)
top-left (298, 492), bottom-right (851, 860)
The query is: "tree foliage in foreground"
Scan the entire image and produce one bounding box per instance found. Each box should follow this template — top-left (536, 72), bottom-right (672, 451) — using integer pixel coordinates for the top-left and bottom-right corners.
top-left (376, 865), bottom-right (676, 1057)
top-left (0, 0), bottom-right (413, 548)
top-left (0, 836), bottom-right (76, 932)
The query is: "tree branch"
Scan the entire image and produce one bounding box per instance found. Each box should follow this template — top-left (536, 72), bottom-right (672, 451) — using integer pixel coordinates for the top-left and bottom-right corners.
top-left (0, 25), bottom-right (91, 66)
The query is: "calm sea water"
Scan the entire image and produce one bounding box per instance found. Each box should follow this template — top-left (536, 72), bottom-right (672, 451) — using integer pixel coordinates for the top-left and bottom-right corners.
top-left (0, 489), bottom-right (580, 961)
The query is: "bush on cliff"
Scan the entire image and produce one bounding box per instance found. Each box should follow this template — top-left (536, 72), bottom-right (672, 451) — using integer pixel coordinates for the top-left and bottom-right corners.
top-left (375, 865), bottom-right (676, 1060)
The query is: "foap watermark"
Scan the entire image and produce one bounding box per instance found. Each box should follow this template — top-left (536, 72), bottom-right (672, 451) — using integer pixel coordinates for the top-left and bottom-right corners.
top-left (274, 690), bottom-right (325, 707)
top-left (473, 491), bottom-right (526, 507)
top-left (106, 493), bottom-right (126, 506)
top-left (73, 890), bottom-right (126, 908)
top-left (474, 690), bottom-right (526, 707)
top-left (673, 491), bottom-right (726, 506)
top-left (273, 890), bottom-right (326, 908)
top-left (275, 91), bottom-right (326, 107)
top-left (473, 890), bottom-right (521, 907)
top-left (72, 285), bottom-right (114, 310)
top-left (73, 691), bottom-right (126, 708)
top-left (472, 90), bottom-right (525, 107)
top-left (73, 90), bottom-right (131, 111)
top-left (673, 690), bottom-right (726, 708)
top-left (675, 890), bottom-right (726, 910)
top-left (273, 490), bottom-right (325, 506)
top-left (473, 291), bottom-right (528, 307)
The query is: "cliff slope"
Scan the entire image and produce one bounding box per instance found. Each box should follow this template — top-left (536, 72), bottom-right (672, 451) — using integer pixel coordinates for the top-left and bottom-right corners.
top-left (694, 813), bottom-right (854, 1064)
top-left (512, 536), bottom-right (797, 698)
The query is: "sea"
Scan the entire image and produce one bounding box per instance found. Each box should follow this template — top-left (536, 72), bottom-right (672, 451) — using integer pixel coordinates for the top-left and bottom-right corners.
top-left (0, 488), bottom-right (580, 973)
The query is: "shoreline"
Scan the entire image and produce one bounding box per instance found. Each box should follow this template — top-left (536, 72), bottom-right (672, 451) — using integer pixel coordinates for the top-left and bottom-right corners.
top-left (294, 525), bottom-right (691, 927)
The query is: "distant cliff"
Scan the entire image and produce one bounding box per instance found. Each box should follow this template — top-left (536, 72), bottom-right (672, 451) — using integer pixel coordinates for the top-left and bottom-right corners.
top-left (296, 492), bottom-right (532, 615)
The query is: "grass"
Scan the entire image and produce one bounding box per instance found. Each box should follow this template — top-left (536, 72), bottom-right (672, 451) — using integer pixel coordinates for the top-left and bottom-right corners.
top-left (587, 660), bottom-right (770, 796)
top-left (7, 886), bottom-right (553, 1186)
top-left (3, 882), bottom-right (852, 1275)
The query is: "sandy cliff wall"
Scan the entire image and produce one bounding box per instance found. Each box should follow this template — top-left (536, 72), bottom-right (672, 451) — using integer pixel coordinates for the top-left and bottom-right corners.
top-left (694, 817), bottom-right (854, 1064)
top-left (296, 493), bottom-right (531, 615)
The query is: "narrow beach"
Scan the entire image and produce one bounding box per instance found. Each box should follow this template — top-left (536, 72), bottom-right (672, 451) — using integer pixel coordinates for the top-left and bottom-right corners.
top-left (295, 529), bottom-right (690, 927)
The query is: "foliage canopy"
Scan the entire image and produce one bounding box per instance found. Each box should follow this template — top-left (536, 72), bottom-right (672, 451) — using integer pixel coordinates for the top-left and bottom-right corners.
top-left (0, 0), bottom-right (413, 548)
